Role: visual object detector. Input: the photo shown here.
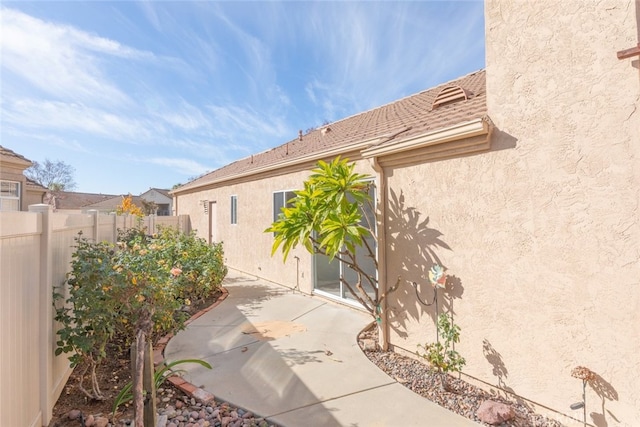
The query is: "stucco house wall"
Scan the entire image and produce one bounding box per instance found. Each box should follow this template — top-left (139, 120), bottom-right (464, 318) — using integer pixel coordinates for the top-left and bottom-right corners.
top-left (176, 156), bottom-right (377, 294)
top-left (384, 1), bottom-right (639, 425)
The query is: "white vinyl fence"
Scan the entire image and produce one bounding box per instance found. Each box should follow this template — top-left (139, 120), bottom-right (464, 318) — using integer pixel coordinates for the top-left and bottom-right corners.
top-left (0, 205), bottom-right (190, 427)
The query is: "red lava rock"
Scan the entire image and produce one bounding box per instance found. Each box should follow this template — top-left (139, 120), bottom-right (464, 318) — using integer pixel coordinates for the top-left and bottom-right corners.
top-left (475, 400), bottom-right (515, 425)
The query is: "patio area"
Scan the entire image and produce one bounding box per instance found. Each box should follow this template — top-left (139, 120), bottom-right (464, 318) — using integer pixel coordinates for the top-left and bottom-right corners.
top-left (164, 270), bottom-right (478, 427)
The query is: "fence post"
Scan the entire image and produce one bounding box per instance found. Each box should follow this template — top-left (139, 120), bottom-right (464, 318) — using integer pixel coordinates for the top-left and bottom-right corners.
top-left (111, 212), bottom-right (117, 243)
top-left (88, 210), bottom-right (99, 242)
top-left (29, 203), bottom-right (54, 426)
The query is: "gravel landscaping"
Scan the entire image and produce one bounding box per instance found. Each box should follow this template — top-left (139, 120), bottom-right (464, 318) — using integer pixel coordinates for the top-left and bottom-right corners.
top-left (358, 326), bottom-right (566, 427)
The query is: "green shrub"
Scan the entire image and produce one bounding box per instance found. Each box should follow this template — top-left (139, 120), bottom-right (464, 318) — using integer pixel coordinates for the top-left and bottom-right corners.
top-left (152, 226), bottom-right (228, 303)
top-left (54, 235), bottom-right (120, 400)
top-left (54, 228), bottom-right (228, 402)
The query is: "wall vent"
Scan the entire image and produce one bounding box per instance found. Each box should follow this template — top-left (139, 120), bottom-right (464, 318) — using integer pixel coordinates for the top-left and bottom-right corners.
top-left (432, 85), bottom-right (471, 110)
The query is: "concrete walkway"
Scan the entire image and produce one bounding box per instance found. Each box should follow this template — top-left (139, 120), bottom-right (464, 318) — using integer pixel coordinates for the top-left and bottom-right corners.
top-left (165, 270), bottom-right (479, 427)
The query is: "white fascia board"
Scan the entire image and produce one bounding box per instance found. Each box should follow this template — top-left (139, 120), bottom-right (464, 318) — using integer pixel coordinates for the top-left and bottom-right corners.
top-left (174, 136), bottom-right (383, 194)
top-left (361, 118), bottom-right (490, 159)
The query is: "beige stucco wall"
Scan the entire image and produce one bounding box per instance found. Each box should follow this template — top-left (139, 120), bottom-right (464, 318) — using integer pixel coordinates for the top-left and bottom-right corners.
top-left (385, 1), bottom-right (639, 426)
top-left (175, 157), bottom-right (378, 296)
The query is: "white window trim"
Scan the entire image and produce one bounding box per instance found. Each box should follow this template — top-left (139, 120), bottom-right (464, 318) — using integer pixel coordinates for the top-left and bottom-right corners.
top-left (272, 189), bottom-right (297, 222)
top-left (0, 180), bottom-right (21, 212)
top-left (230, 195), bottom-right (237, 225)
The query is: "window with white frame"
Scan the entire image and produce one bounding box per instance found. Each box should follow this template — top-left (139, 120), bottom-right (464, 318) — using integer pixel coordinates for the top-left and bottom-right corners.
top-left (230, 195), bottom-right (237, 224)
top-left (0, 180), bottom-right (20, 211)
top-left (273, 190), bottom-right (297, 222)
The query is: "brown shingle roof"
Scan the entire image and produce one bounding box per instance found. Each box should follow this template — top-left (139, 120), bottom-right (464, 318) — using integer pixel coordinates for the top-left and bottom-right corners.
top-left (175, 69), bottom-right (486, 193)
top-left (84, 195), bottom-right (145, 210)
top-left (25, 177), bottom-right (47, 191)
top-left (0, 145), bottom-right (33, 166)
top-left (54, 191), bottom-right (120, 210)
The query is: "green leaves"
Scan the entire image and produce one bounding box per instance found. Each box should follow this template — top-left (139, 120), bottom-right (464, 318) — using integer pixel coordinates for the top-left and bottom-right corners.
top-left (418, 313), bottom-right (466, 375)
top-left (266, 156), bottom-right (373, 262)
top-left (112, 358), bottom-right (212, 417)
top-left (54, 229), bottom-right (228, 401)
top-left (265, 156), bottom-right (380, 317)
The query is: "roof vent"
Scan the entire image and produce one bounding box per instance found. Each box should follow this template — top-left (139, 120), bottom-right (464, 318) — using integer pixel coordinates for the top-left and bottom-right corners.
top-left (432, 85), bottom-right (471, 110)
top-left (321, 126), bottom-right (331, 135)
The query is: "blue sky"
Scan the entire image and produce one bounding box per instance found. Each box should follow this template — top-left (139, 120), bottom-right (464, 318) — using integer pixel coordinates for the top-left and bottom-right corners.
top-left (1, 1), bottom-right (485, 195)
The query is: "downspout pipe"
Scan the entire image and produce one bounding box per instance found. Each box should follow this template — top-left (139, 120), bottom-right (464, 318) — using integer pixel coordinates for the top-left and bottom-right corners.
top-left (371, 156), bottom-right (390, 351)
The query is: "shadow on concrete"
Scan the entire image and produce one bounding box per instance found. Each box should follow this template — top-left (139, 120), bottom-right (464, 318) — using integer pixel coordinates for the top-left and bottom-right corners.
top-left (165, 274), bottom-right (352, 425)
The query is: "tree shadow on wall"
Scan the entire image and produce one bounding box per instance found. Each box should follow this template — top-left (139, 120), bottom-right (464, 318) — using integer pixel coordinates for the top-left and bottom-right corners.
top-left (385, 189), bottom-right (464, 337)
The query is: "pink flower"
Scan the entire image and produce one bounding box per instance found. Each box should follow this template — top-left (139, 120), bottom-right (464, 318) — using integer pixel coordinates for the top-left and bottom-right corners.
top-left (170, 267), bottom-right (182, 277)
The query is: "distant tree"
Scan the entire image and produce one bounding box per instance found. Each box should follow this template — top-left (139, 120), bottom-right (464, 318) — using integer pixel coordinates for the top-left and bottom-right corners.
top-left (141, 199), bottom-right (158, 215)
top-left (25, 159), bottom-right (77, 191)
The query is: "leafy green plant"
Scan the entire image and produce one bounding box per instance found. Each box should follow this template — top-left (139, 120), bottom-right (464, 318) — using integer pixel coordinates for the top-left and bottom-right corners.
top-left (266, 157), bottom-right (398, 320)
top-left (54, 235), bottom-right (119, 400)
top-left (418, 312), bottom-right (466, 390)
top-left (152, 226), bottom-right (227, 304)
top-left (112, 358), bottom-right (212, 418)
top-left (54, 229), bottom-right (227, 413)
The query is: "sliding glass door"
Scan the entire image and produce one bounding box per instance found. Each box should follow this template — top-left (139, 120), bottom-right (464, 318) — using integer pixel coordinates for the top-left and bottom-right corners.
top-left (313, 182), bottom-right (377, 304)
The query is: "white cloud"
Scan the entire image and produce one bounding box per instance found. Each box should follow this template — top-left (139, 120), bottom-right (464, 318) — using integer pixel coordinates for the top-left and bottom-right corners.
top-left (0, 7), bottom-right (160, 106)
top-left (207, 103), bottom-right (291, 143)
top-left (153, 100), bottom-right (213, 132)
top-left (299, 2), bottom-right (485, 117)
top-left (146, 157), bottom-right (210, 176)
top-left (2, 98), bottom-right (153, 141)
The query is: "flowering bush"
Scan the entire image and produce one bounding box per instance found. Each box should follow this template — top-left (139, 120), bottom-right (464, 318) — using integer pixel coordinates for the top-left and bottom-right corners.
top-left (54, 228), bottom-right (227, 401)
top-left (152, 226), bottom-right (227, 303)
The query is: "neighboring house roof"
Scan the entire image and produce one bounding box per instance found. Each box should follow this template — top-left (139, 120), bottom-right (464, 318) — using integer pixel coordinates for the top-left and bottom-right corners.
top-left (0, 145), bottom-right (33, 168)
top-left (149, 188), bottom-right (171, 198)
top-left (175, 69), bottom-right (487, 194)
top-left (54, 191), bottom-right (120, 210)
top-left (25, 177), bottom-right (48, 191)
top-left (140, 188), bottom-right (172, 199)
top-left (84, 195), bottom-right (145, 211)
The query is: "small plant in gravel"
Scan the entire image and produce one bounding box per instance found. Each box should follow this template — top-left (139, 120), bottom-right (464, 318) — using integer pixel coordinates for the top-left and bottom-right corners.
top-left (418, 312), bottom-right (466, 391)
top-left (113, 358), bottom-right (212, 418)
top-left (413, 264), bottom-right (465, 391)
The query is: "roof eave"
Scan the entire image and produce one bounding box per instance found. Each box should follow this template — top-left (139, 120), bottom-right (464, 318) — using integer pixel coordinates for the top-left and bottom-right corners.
top-left (361, 117), bottom-right (491, 159)
top-left (172, 135), bottom-right (384, 195)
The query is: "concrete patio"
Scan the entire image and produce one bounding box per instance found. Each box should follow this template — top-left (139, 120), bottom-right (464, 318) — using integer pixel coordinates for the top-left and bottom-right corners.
top-left (164, 270), bottom-right (479, 426)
